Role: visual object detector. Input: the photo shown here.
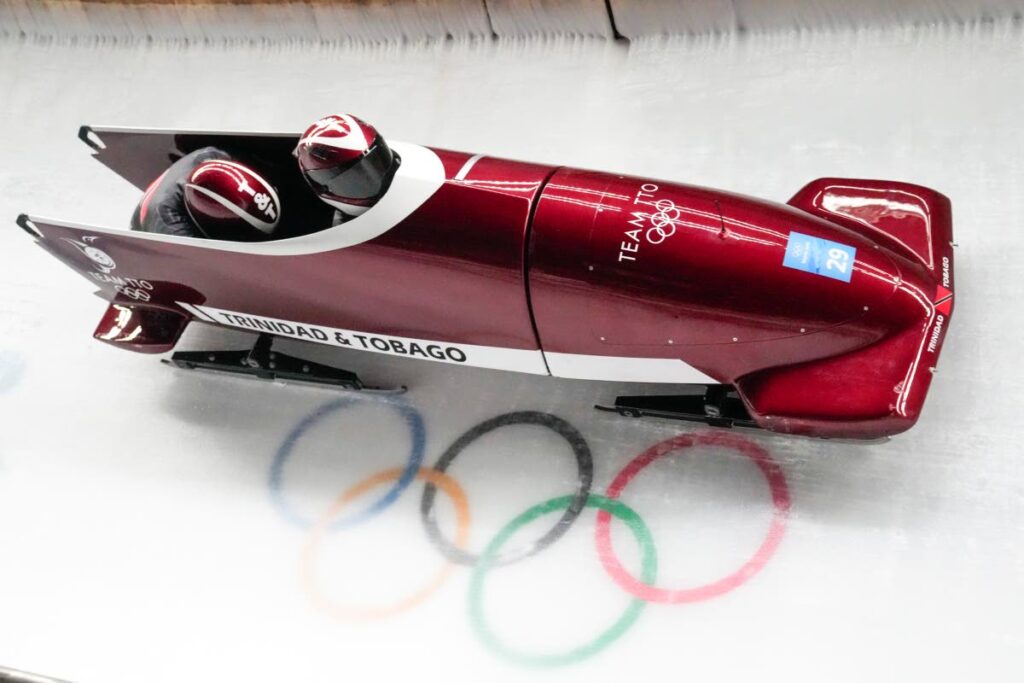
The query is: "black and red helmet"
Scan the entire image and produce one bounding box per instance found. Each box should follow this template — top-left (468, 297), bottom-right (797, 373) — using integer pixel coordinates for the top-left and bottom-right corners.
top-left (295, 114), bottom-right (400, 217)
top-left (184, 159), bottom-right (281, 241)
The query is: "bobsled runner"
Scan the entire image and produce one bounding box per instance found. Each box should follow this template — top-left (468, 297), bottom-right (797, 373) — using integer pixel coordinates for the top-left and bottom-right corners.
top-left (17, 124), bottom-right (955, 439)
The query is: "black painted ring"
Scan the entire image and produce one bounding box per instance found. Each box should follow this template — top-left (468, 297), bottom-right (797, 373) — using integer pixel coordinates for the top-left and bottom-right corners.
top-left (420, 411), bottom-right (594, 567)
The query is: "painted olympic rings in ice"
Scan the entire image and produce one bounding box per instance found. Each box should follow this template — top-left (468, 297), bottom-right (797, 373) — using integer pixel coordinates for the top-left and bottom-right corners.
top-left (269, 395), bottom-right (425, 530)
top-left (595, 431), bottom-right (791, 603)
top-left (269, 400), bottom-right (791, 667)
top-left (468, 494), bottom-right (656, 667)
top-left (300, 466), bottom-right (470, 619)
top-left (420, 411), bottom-right (594, 566)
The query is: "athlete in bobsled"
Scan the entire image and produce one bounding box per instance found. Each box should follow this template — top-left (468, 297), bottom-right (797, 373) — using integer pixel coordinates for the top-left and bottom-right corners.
top-left (131, 146), bottom-right (282, 241)
top-left (133, 113), bottom-right (399, 237)
top-left (294, 113), bottom-right (401, 223)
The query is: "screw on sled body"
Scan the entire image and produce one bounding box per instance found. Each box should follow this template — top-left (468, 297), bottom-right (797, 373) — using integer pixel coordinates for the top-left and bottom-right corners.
top-left (164, 333), bottom-right (403, 394)
top-left (595, 385), bottom-right (760, 430)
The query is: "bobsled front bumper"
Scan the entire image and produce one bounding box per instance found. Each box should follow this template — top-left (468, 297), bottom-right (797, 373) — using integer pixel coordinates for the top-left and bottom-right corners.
top-left (736, 182), bottom-right (956, 440)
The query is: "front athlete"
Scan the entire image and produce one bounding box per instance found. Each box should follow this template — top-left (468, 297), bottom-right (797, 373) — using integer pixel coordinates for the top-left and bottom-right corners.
top-left (294, 114), bottom-right (401, 223)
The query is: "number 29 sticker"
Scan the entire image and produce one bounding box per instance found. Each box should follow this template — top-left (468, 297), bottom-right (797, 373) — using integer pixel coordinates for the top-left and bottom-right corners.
top-left (782, 231), bottom-right (856, 283)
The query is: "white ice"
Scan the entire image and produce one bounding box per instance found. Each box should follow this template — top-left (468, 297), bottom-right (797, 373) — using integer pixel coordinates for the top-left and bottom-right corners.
top-left (1, 24), bottom-right (1022, 682)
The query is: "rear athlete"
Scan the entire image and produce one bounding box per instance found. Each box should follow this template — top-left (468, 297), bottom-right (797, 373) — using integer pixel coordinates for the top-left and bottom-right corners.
top-left (132, 147), bottom-right (281, 241)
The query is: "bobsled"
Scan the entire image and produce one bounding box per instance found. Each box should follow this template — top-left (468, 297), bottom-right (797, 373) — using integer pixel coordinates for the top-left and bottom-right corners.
top-left (17, 125), bottom-right (955, 439)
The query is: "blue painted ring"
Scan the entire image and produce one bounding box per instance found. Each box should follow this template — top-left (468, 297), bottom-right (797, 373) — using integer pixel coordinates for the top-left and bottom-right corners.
top-left (269, 395), bottom-right (426, 530)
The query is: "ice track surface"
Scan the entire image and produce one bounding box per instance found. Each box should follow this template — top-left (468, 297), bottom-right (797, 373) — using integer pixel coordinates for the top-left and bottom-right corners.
top-left (2, 25), bottom-right (1023, 682)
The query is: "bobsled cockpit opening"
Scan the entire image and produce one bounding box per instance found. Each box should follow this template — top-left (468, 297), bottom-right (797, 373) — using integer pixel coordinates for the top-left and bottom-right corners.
top-left (130, 138), bottom-right (339, 243)
top-left (78, 126), bottom-right (443, 254)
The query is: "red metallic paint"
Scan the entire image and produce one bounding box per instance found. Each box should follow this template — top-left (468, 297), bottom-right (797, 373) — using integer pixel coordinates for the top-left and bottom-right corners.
top-left (36, 149), bottom-right (550, 352)
top-left (93, 302), bottom-right (189, 354)
top-left (25, 131), bottom-right (954, 439)
top-left (185, 160), bottom-right (280, 234)
top-left (527, 171), bottom-right (954, 438)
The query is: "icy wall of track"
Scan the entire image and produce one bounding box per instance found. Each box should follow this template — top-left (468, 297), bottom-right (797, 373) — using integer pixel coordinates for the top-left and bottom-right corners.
top-left (1, 24), bottom-right (1023, 683)
top-left (2, 0), bottom-right (1022, 42)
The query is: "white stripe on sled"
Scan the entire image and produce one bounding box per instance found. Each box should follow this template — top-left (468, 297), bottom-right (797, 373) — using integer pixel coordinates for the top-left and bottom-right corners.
top-left (544, 351), bottom-right (716, 384)
top-left (181, 302), bottom-right (717, 384)
top-left (454, 154), bottom-right (485, 181)
top-left (177, 302), bottom-right (218, 323)
top-left (184, 303), bottom-right (550, 376)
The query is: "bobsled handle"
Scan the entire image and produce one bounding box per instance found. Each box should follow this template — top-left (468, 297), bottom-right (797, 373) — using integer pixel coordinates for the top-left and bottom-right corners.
top-left (15, 213), bottom-right (42, 238)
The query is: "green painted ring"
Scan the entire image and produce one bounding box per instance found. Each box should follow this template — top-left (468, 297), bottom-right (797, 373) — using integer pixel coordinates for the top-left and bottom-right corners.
top-left (468, 494), bottom-right (658, 667)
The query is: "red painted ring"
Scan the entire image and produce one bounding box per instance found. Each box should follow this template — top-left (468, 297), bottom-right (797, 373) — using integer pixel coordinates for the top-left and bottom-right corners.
top-left (595, 431), bottom-right (791, 603)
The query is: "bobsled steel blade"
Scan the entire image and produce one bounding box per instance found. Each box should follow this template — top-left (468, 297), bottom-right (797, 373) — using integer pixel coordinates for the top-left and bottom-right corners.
top-left (595, 386), bottom-right (760, 430)
top-left (163, 334), bottom-right (403, 394)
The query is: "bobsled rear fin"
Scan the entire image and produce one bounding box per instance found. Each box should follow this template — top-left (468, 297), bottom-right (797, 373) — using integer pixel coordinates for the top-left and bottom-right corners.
top-left (788, 178), bottom-right (953, 280)
top-left (93, 302), bottom-right (189, 354)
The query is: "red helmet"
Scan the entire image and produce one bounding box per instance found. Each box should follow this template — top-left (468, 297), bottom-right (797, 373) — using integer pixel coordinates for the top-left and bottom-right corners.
top-left (184, 160), bottom-right (281, 241)
top-left (295, 114), bottom-right (400, 217)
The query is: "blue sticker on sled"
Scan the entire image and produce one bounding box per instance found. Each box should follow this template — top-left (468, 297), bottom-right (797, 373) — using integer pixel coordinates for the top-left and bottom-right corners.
top-left (782, 231), bottom-right (856, 283)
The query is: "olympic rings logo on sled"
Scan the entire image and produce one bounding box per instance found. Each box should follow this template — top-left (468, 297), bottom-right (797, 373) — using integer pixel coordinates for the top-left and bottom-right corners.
top-left (268, 396), bottom-right (792, 667)
top-left (644, 198), bottom-right (684, 244)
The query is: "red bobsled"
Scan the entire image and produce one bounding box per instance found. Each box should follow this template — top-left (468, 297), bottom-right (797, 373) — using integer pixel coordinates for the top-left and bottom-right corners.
top-left (17, 125), bottom-right (955, 439)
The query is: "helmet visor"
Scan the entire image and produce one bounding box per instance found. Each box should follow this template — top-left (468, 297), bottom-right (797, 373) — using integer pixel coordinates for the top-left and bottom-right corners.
top-left (304, 137), bottom-right (398, 201)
